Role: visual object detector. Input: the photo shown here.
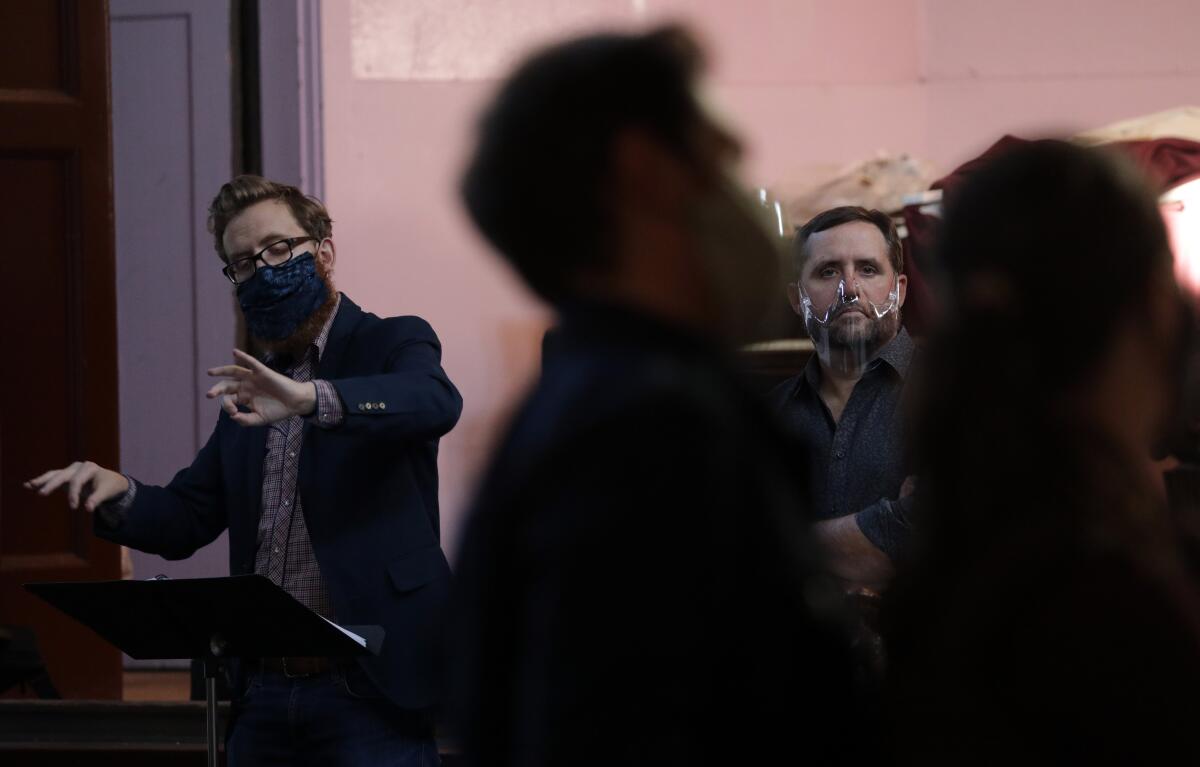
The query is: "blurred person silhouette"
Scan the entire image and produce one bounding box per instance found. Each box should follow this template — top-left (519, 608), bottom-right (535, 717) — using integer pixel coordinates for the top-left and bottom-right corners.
top-left (445, 25), bottom-right (868, 767)
top-left (882, 139), bottom-right (1200, 765)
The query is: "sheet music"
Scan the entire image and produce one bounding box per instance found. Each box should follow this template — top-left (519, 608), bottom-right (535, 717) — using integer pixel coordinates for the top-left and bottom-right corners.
top-left (323, 616), bottom-right (367, 648)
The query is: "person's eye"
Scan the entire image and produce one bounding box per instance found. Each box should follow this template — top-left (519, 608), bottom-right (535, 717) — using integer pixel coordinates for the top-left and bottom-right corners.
top-left (818, 268), bottom-right (837, 278)
top-left (267, 241), bottom-right (291, 256)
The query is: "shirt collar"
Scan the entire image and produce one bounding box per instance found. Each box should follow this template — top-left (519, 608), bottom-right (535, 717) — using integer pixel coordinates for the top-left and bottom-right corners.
top-left (310, 294), bottom-right (342, 362)
top-left (875, 326), bottom-right (915, 378)
top-left (800, 325), bottom-right (915, 393)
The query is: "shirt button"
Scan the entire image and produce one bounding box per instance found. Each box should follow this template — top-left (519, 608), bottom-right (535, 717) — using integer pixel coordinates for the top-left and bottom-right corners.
top-left (274, 547), bottom-right (280, 554)
top-left (283, 500), bottom-right (290, 506)
top-left (288, 451), bottom-right (296, 458)
top-left (379, 402), bottom-right (386, 410)
top-left (834, 450), bottom-right (845, 459)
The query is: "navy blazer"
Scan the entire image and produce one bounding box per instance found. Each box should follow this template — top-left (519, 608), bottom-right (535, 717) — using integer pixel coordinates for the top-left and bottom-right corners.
top-left (97, 294), bottom-right (462, 709)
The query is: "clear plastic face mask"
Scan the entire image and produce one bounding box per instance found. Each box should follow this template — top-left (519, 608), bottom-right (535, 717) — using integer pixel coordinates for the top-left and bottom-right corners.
top-left (798, 276), bottom-right (902, 369)
top-left (800, 276), bottom-right (901, 326)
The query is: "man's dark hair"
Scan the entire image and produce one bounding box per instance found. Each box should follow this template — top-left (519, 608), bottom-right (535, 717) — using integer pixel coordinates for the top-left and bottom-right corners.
top-left (934, 140), bottom-right (1168, 395)
top-left (460, 25), bottom-right (706, 304)
top-left (792, 206), bottom-right (903, 278)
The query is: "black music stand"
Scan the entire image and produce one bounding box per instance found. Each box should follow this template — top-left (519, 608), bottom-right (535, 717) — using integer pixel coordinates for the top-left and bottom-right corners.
top-left (26, 575), bottom-right (383, 767)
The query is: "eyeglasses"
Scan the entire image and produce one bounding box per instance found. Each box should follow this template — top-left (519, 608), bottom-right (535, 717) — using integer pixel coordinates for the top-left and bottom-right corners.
top-left (221, 236), bottom-right (317, 285)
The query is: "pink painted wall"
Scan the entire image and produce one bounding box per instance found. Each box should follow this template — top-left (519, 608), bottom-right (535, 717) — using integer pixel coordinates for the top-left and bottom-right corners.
top-left (921, 0), bottom-right (1200, 169)
top-left (321, 0), bottom-right (1200, 556)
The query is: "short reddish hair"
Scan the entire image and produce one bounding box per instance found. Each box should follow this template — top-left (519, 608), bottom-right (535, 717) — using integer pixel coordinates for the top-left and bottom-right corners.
top-left (207, 175), bottom-right (333, 262)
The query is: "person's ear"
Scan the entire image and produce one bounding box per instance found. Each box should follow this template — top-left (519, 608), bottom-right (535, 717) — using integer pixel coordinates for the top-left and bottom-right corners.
top-left (316, 237), bottom-right (336, 272)
top-left (897, 273), bottom-right (908, 308)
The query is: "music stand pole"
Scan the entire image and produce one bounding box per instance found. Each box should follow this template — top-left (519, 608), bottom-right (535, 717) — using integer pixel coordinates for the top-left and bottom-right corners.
top-left (204, 633), bottom-right (227, 767)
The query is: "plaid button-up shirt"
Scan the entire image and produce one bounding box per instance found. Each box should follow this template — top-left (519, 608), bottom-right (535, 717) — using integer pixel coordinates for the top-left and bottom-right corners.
top-left (252, 297), bottom-right (345, 617)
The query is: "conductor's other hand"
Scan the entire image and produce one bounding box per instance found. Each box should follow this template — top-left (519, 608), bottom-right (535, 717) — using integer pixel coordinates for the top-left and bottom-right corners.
top-left (206, 348), bottom-right (316, 427)
top-left (24, 462), bottom-right (130, 512)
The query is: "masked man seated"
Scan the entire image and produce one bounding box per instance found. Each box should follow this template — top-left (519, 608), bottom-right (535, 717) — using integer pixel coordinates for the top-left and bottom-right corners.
top-left (771, 206), bottom-right (917, 590)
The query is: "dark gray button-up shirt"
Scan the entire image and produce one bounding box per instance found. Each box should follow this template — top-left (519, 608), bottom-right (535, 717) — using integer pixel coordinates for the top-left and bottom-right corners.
top-left (768, 328), bottom-right (914, 558)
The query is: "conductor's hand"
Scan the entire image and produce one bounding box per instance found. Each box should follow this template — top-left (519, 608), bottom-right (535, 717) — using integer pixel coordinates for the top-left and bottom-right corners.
top-left (24, 462), bottom-right (130, 512)
top-left (206, 349), bottom-right (316, 427)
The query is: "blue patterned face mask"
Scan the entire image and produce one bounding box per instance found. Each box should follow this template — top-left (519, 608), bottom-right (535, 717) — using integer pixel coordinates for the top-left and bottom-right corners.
top-left (236, 252), bottom-right (329, 341)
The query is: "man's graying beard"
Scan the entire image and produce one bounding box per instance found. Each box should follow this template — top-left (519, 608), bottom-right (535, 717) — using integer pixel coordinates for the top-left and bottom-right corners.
top-left (820, 303), bottom-right (900, 357)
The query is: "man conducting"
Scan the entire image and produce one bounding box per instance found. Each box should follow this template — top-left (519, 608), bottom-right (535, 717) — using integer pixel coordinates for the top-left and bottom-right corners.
top-left (26, 176), bottom-right (462, 766)
top-left (773, 206), bottom-right (916, 588)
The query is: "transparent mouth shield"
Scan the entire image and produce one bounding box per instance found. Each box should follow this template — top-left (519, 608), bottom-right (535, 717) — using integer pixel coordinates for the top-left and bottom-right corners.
top-left (800, 276), bottom-right (902, 328)
top-left (798, 275), bottom-right (901, 370)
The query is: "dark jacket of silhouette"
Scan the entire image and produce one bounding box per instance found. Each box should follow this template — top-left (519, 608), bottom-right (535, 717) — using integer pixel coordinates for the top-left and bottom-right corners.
top-left (447, 301), bottom-right (868, 767)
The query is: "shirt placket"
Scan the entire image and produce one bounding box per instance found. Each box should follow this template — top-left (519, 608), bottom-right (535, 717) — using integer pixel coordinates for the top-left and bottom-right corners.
top-left (261, 351), bottom-right (314, 588)
top-left (827, 412), bottom-right (855, 519)
top-left (827, 373), bottom-right (874, 518)
top-left (264, 414), bottom-right (303, 586)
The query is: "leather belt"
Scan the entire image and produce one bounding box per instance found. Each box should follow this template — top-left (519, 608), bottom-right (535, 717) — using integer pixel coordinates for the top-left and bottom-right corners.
top-left (261, 656), bottom-right (333, 677)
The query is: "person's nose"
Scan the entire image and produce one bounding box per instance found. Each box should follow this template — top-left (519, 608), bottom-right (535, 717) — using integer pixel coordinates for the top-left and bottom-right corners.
top-left (839, 275), bottom-right (859, 302)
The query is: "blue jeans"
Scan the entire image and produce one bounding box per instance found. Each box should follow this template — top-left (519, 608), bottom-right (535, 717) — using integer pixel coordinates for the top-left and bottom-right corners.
top-left (227, 663), bottom-right (440, 767)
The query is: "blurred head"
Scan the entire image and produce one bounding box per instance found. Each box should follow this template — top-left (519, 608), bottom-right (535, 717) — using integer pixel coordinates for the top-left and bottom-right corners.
top-left (932, 139), bottom-right (1183, 452)
top-left (461, 25), bottom-right (780, 342)
top-left (208, 176), bottom-right (339, 360)
top-left (788, 207), bottom-right (907, 369)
